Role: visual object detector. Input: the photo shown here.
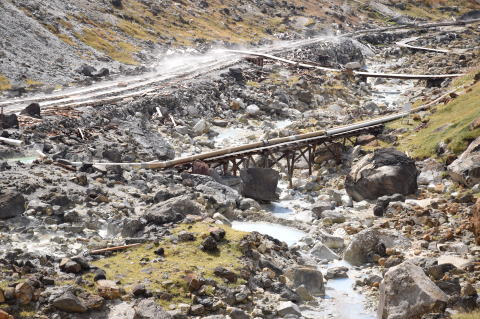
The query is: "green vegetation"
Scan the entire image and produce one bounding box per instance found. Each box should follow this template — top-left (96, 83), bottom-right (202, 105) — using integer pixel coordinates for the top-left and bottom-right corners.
top-left (387, 78), bottom-right (480, 159)
top-left (91, 222), bottom-right (247, 307)
top-left (0, 75), bottom-right (11, 91)
top-left (452, 310), bottom-right (480, 319)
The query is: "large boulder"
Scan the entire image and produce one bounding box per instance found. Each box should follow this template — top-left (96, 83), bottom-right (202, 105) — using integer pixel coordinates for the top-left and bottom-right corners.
top-left (448, 137), bottom-right (480, 187)
top-left (0, 190), bottom-right (25, 219)
top-left (144, 195), bottom-right (202, 225)
top-left (240, 168), bottom-right (279, 202)
top-left (285, 267), bottom-right (324, 296)
top-left (378, 261), bottom-right (448, 319)
top-left (343, 228), bottom-right (410, 266)
top-left (345, 148), bottom-right (418, 201)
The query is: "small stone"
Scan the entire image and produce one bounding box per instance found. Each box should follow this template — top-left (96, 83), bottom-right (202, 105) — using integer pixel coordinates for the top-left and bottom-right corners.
top-left (63, 261), bottom-right (82, 274)
top-left (189, 304), bottom-right (205, 315)
top-left (154, 248), bottom-right (165, 256)
top-left (97, 280), bottom-right (122, 300)
top-left (209, 227), bottom-right (226, 241)
top-left (229, 307), bottom-right (249, 319)
top-left (132, 284), bottom-right (147, 297)
top-left (15, 282), bottom-right (33, 304)
top-left (52, 292), bottom-right (87, 313)
top-left (0, 310), bottom-right (14, 319)
top-left (214, 267), bottom-right (237, 283)
top-left (277, 301), bottom-right (301, 317)
top-left (188, 276), bottom-right (202, 292)
top-left (177, 231), bottom-right (196, 242)
top-left (462, 283), bottom-right (477, 297)
top-left (200, 236), bottom-right (218, 252)
top-left (93, 268), bottom-right (107, 281)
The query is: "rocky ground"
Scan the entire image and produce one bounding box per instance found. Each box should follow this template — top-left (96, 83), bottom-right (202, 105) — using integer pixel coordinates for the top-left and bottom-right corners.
top-left (1, 2), bottom-right (480, 319)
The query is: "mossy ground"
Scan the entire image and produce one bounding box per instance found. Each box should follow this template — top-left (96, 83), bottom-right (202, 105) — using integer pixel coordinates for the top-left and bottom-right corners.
top-left (452, 310), bottom-right (480, 319)
top-left (90, 222), bottom-right (247, 307)
top-left (386, 77), bottom-right (480, 159)
top-left (0, 75), bottom-right (11, 91)
top-left (397, 0), bottom-right (480, 20)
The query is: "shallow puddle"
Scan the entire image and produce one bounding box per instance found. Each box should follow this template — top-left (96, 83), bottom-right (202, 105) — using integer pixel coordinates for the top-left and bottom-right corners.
top-left (231, 221), bottom-right (306, 246)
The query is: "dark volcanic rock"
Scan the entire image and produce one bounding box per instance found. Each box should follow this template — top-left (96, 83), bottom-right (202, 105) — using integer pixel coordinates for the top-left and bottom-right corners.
top-left (0, 190), bottom-right (25, 219)
top-left (0, 113), bottom-right (19, 129)
top-left (214, 266), bottom-right (237, 283)
top-left (20, 103), bottom-right (41, 118)
top-left (240, 168), bottom-right (279, 201)
top-left (345, 148), bottom-right (418, 201)
top-left (200, 236), bottom-right (218, 252)
top-left (76, 64), bottom-right (97, 77)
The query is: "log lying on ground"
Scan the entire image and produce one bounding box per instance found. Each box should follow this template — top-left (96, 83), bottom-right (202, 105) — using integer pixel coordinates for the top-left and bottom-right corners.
top-left (90, 243), bottom-right (142, 255)
top-left (227, 50), bottom-right (464, 79)
top-left (0, 137), bottom-right (23, 147)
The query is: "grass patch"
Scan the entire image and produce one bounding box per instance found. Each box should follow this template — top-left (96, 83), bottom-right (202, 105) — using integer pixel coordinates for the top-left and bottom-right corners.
top-left (0, 75), bottom-right (11, 91)
top-left (91, 222), bottom-right (247, 307)
top-left (75, 27), bottom-right (139, 65)
top-left (389, 80), bottom-right (480, 159)
top-left (24, 79), bottom-right (43, 87)
top-left (57, 33), bottom-right (77, 46)
top-left (452, 310), bottom-right (480, 319)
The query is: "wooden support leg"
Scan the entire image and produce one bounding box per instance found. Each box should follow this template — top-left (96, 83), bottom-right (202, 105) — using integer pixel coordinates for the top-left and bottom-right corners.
top-left (307, 146), bottom-right (312, 176)
top-left (232, 159), bottom-right (238, 176)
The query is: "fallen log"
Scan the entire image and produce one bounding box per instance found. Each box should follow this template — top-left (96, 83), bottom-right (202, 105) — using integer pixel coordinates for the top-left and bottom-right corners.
top-left (227, 50), bottom-right (464, 79)
top-left (396, 37), bottom-right (450, 54)
top-left (90, 243), bottom-right (142, 255)
top-left (0, 137), bottom-right (23, 147)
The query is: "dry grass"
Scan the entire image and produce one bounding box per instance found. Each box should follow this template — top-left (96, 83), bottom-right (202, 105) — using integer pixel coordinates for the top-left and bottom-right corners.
top-left (75, 27), bottom-right (139, 65)
top-left (452, 310), bottom-right (480, 319)
top-left (0, 75), bottom-right (11, 91)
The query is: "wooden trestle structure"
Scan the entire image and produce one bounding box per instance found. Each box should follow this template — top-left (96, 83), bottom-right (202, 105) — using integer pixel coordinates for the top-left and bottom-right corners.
top-left (189, 124), bottom-right (384, 186)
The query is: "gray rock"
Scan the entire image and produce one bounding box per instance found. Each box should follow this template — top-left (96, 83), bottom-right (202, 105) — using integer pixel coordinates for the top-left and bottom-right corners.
top-left (345, 148), bottom-right (418, 201)
top-left (344, 228), bottom-right (410, 266)
top-left (344, 61), bottom-right (362, 69)
top-left (310, 243), bottom-right (340, 260)
top-left (52, 292), bottom-right (87, 313)
top-left (286, 267), bottom-right (324, 296)
top-left (312, 200), bottom-right (334, 217)
top-left (240, 168), bottom-right (279, 201)
top-left (277, 301), bottom-right (301, 317)
top-left (378, 261), bottom-right (448, 319)
top-left (229, 307), bottom-right (249, 319)
top-left (0, 190), bottom-right (25, 219)
top-left (448, 136), bottom-right (480, 187)
top-left (144, 196), bottom-right (202, 225)
top-left (318, 232), bottom-right (345, 249)
top-left (325, 266), bottom-right (348, 279)
top-left (134, 298), bottom-right (172, 319)
top-left (318, 210), bottom-right (346, 223)
top-left (193, 119), bottom-right (209, 135)
top-left (246, 104), bottom-right (260, 116)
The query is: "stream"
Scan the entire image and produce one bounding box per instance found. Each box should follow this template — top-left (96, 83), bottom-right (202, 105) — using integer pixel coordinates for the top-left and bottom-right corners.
top-left (224, 55), bottom-right (416, 318)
